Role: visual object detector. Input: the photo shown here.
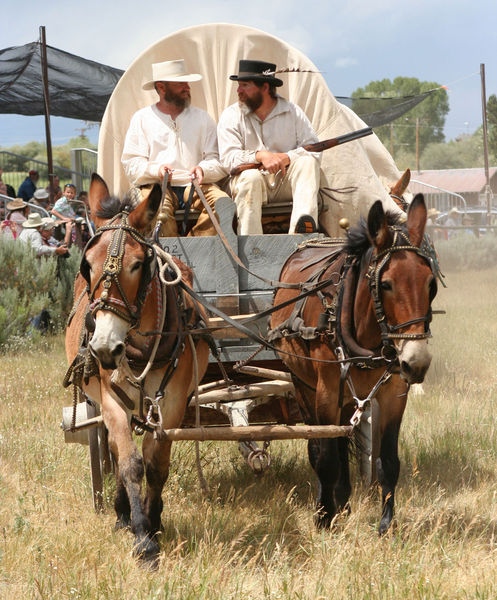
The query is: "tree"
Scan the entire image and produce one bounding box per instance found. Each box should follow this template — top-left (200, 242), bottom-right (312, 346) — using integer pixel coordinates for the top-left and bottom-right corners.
top-left (487, 94), bottom-right (497, 163)
top-left (351, 77), bottom-right (449, 156)
top-left (420, 130), bottom-right (483, 170)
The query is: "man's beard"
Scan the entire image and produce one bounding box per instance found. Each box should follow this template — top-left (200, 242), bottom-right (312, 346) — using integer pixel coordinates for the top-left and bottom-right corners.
top-left (241, 90), bottom-right (263, 112)
top-left (164, 86), bottom-right (191, 109)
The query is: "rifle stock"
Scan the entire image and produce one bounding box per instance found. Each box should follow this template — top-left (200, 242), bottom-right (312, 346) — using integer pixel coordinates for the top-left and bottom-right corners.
top-left (229, 126), bottom-right (373, 177)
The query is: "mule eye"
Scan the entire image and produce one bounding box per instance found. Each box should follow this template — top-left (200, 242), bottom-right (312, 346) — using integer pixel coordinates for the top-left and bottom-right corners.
top-left (130, 261), bottom-right (143, 272)
top-left (380, 280), bottom-right (392, 291)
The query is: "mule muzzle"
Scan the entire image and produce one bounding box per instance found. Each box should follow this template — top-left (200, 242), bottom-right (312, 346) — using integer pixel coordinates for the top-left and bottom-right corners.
top-left (397, 340), bottom-right (432, 384)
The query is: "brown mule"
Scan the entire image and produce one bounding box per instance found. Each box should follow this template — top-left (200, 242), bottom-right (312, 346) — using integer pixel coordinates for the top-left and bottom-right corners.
top-left (65, 174), bottom-right (209, 564)
top-left (269, 190), bottom-right (436, 533)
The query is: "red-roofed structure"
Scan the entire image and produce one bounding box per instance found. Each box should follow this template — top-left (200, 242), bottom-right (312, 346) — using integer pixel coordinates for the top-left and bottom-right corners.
top-left (410, 167), bottom-right (497, 210)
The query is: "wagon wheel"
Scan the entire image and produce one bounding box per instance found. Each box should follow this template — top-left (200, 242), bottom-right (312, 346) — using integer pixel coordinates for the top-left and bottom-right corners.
top-left (355, 397), bottom-right (380, 486)
top-left (85, 399), bottom-right (114, 511)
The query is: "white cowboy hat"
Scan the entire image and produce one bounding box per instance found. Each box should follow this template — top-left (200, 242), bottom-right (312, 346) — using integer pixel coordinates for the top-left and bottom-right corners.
top-left (142, 59), bottom-right (202, 91)
top-left (41, 217), bottom-right (56, 230)
top-left (34, 189), bottom-right (49, 200)
top-left (22, 213), bottom-right (44, 228)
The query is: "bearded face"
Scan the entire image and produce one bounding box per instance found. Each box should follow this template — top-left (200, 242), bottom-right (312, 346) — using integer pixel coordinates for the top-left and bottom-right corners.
top-left (237, 81), bottom-right (264, 111)
top-left (163, 82), bottom-right (191, 108)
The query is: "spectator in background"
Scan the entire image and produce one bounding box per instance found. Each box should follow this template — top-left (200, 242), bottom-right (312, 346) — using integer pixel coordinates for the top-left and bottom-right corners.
top-left (426, 208), bottom-right (440, 227)
top-left (5, 198), bottom-right (29, 237)
top-left (0, 168), bottom-right (16, 199)
top-left (51, 183), bottom-right (77, 245)
top-left (17, 170), bottom-right (39, 201)
top-left (444, 207), bottom-right (461, 239)
top-left (31, 189), bottom-right (51, 216)
top-left (46, 175), bottom-right (62, 202)
top-left (18, 212), bottom-right (69, 257)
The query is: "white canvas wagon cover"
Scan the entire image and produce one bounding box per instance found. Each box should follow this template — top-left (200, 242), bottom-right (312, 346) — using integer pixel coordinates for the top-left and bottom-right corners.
top-left (98, 23), bottom-right (406, 235)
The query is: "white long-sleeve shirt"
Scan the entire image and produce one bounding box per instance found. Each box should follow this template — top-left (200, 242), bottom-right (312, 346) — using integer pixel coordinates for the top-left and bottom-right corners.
top-left (217, 97), bottom-right (321, 171)
top-left (122, 104), bottom-right (227, 187)
top-left (18, 228), bottom-right (57, 257)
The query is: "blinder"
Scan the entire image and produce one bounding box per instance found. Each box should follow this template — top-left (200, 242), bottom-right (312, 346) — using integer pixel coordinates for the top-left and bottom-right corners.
top-left (80, 211), bottom-right (158, 326)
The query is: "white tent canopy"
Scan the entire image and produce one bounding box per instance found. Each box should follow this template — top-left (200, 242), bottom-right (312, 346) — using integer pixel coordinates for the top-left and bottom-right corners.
top-left (98, 23), bottom-right (406, 235)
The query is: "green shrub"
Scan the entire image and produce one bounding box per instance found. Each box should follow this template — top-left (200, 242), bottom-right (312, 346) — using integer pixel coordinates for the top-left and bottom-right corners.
top-left (0, 236), bottom-right (80, 348)
top-left (434, 233), bottom-right (497, 271)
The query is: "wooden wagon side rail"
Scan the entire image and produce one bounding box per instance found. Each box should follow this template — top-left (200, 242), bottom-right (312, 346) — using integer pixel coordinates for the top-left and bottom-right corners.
top-left (63, 417), bottom-right (351, 441)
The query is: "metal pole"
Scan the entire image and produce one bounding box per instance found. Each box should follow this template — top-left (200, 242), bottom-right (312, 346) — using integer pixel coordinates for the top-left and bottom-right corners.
top-left (39, 26), bottom-right (54, 203)
top-left (480, 63), bottom-right (491, 224)
top-left (416, 117), bottom-right (420, 172)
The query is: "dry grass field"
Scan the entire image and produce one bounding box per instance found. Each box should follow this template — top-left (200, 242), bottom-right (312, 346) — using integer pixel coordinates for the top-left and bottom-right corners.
top-left (1, 267), bottom-right (497, 599)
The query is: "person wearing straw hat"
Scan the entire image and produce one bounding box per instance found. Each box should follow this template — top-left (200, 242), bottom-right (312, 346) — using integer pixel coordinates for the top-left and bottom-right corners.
top-left (217, 59), bottom-right (321, 235)
top-left (18, 212), bottom-right (69, 257)
top-left (426, 207), bottom-right (440, 227)
top-left (5, 198), bottom-right (29, 236)
top-left (122, 59), bottom-right (227, 237)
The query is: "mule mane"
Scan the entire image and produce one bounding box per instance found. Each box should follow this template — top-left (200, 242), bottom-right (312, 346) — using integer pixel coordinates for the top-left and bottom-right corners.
top-left (96, 196), bottom-right (133, 220)
top-left (344, 211), bottom-right (401, 257)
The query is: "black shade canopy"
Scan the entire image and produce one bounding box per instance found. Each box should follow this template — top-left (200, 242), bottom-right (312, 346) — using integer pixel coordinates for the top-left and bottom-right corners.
top-left (0, 42), bottom-right (123, 122)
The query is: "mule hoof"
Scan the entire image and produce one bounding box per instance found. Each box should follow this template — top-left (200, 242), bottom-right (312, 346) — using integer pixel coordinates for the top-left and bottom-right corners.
top-left (133, 534), bottom-right (160, 567)
top-left (114, 515), bottom-right (131, 531)
top-left (378, 516), bottom-right (395, 536)
top-left (314, 507), bottom-right (334, 530)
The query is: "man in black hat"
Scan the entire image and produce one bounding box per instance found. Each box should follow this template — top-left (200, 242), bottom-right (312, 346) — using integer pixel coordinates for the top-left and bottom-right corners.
top-left (218, 59), bottom-right (321, 235)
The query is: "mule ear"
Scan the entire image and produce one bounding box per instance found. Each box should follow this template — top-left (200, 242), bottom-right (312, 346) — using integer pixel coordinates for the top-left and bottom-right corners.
top-left (128, 184), bottom-right (162, 232)
top-left (89, 173), bottom-right (110, 228)
top-left (407, 193), bottom-right (427, 247)
top-left (368, 200), bottom-right (393, 251)
top-left (389, 168), bottom-right (410, 211)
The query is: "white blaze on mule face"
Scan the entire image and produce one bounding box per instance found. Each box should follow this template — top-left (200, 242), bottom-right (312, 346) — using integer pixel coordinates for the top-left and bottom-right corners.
top-left (395, 339), bottom-right (432, 385)
top-left (89, 312), bottom-right (129, 370)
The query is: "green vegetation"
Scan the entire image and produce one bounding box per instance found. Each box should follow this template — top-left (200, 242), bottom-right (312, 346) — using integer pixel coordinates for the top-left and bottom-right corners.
top-left (0, 136), bottom-right (96, 172)
top-left (351, 77), bottom-right (449, 152)
top-left (0, 236), bottom-right (80, 348)
top-left (0, 263), bottom-right (496, 598)
top-left (487, 93), bottom-right (497, 163)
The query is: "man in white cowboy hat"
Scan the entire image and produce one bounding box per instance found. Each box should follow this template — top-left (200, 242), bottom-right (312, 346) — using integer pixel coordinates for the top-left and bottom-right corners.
top-left (18, 212), bottom-right (69, 257)
top-left (121, 59), bottom-right (227, 237)
top-left (426, 207), bottom-right (440, 227)
top-left (444, 206), bottom-right (461, 239)
top-left (217, 59), bottom-right (321, 235)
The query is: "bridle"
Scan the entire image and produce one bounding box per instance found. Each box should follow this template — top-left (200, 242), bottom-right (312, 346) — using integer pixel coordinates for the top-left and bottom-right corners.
top-left (81, 210), bottom-right (157, 327)
top-left (365, 226), bottom-right (438, 357)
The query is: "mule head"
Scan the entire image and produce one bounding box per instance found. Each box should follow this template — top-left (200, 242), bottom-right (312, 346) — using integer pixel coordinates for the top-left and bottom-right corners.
top-left (368, 194), bottom-right (434, 384)
top-left (84, 175), bottom-right (162, 370)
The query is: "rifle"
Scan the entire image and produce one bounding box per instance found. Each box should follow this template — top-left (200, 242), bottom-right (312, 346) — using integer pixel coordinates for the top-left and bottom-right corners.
top-left (230, 126), bottom-right (373, 176)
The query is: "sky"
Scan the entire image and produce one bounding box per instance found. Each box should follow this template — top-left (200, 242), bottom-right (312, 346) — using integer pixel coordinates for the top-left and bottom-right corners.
top-left (0, 0), bottom-right (496, 149)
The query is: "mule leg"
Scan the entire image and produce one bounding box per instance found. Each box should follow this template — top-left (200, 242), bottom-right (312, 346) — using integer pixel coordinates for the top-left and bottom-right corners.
top-left (101, 386), bottom-right (159, 563)
top-left (376, 423), bottom-right (401, 535)
top-left (142, 434), bottom-right (172, 535)
top-left (376, 383), bottom-right (407, 535)
top-left (113, 460), bottom-right (131, 530)
top-left (311, 438), bottom-right (342, 528)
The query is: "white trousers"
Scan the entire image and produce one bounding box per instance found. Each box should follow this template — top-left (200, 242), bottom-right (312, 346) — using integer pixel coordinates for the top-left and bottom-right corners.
top-left (230, 155), bottom-right (320, 235)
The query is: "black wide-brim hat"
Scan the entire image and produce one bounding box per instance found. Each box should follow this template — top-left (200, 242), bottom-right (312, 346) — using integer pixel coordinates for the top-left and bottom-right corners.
top-left (230, 60), bottom-right (283, 87)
